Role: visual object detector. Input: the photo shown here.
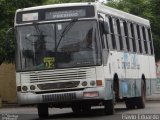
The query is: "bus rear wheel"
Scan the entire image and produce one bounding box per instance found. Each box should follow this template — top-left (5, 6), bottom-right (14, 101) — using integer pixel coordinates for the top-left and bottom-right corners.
top-left (125, 98), bottom-right (135, 109)
top-left (104, 99), bottom-right (114, 115)
top-left (37, 103), bottom-right (49, 118)
top-left (124, 80), bottom-right (146, 109)
top-left (136, 80), bottom-right (146, 109)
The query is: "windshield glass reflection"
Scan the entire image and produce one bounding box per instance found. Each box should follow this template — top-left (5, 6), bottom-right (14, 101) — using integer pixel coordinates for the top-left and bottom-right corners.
top-left (16, 20), bottom-right (101, 71)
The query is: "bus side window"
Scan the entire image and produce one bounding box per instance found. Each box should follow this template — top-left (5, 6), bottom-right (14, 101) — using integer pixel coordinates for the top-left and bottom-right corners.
top-left (145, 28), bottom-right (151, 55)
top-left (99, 20), bottom-right (105, 48)
top-left (136, 25), bottom-right (142, 53)
top-left (139, 26), bottom-right (145, 54)
top-left (106, 16), bottom-right (113, 50)
top-left (120, 20), bottom-right (127, 51)
top-left (127, 22), bottom-right (133, 52)
top-left (133, 24), bottom-right (140, 53)
top-left (116, 19), bottom-right (123, 51)
top-left (105, 16), bottom-right (111, 50)
top-left (142, 26), bottom-right (148, 54)
top-left (108, 16), bottom-right (116, 50)
top-left (123, 21), bottom-right (130, 51)
top-left (113, 18), bottom-right (120, 50)
top-left (147, 28), bottom-right (154, 55)
top-left (130, 23), bottom-right (137, 52)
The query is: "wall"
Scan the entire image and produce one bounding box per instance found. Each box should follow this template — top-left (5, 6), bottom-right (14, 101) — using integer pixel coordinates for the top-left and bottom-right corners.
top-left (0, 63), bottom-right (17, 103)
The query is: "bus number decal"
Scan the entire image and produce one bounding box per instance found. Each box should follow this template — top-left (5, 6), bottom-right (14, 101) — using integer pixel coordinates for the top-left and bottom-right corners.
top-left (43, 57), bottom-right (55, 69)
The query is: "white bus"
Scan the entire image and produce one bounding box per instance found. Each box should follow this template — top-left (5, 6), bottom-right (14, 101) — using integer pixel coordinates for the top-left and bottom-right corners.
top-left (13, 2), bottom-right (156, 118)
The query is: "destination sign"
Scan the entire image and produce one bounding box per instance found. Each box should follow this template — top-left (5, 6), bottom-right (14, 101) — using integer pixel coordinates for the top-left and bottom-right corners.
top-left (45, 9), bottom-right (86, 20)
top-left (16, 6), bottom-right (95, 24)
top-left (22, 12), bottom-right (38, 22)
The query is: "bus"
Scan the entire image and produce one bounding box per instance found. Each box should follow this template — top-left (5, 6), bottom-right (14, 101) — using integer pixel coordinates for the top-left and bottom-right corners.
top-left (13, 2), bottom-right (156, 118)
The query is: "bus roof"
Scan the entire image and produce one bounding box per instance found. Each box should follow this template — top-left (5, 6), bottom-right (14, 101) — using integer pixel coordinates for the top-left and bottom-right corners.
top-left (16, 2), bottom-right (150, 26)
top-left (96, 3), bottom-right (150, 26)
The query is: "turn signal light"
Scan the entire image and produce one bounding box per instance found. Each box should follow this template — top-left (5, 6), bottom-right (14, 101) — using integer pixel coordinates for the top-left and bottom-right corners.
top-left (96, 80), bottom-right (103, 86)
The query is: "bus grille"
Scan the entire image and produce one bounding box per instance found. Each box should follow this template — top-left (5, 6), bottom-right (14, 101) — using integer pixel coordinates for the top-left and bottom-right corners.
top-left (20, 67), bottom-right (96, 83)
top-left (42, 93), bottom-right (76, 102)
top-left (37, 81), bottom-right (80, 90)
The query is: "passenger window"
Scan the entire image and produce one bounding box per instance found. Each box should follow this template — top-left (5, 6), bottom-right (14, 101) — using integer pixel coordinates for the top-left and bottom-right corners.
top-left (148, 28), bottom-right (154, 55)
top-left (123, 21), bottom-right (130, 51)
top-left (137, 25), bottom-right (142, 53)
top-left (109, 17), bottom-right (116, 49)
top-left (130, 23), bottom-right (136, 52)
top-left (142, 27), bottom-right (148, 54)
top-left (116, 19), bottom-right (123, 50)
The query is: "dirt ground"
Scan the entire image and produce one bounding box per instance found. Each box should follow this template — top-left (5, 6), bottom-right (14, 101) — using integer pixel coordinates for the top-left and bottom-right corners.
top-left (0, 63), bottom-right (17, 103)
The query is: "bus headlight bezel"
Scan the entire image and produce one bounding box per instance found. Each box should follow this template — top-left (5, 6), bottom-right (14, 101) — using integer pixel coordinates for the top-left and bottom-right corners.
top-left (22, 86), bottom-right (28, 91)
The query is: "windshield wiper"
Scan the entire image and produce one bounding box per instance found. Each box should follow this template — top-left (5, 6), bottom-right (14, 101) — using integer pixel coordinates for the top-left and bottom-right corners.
top-left (56, 18), bottom-right (78, 50)
top-left (33, 22), bottom-right (45, 40)
top-left (25, 22), bottom-right (45, 42)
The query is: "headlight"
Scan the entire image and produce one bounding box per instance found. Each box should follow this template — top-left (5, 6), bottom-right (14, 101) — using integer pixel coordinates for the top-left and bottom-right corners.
top-left (22, 86), bottom-right (28, 91)
top-left (30, 85), bottom-right (36, 90)
top-left (82, 81), bottom-right (87, 86)
top-left (90, 81), bottom-right (96, 86)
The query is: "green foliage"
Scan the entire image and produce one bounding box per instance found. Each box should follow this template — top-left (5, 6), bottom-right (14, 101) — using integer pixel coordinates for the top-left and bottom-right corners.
top-left (0, 0), bottom-right (43, 64)
top-left (107, 0), bottom-right (160, 61)
top-left (44, 0), bottom-right (95, 4)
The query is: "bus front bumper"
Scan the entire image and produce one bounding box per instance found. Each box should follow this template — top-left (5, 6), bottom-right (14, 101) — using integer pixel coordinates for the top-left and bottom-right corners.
top-left (17, 87), bottom-right (106, 105)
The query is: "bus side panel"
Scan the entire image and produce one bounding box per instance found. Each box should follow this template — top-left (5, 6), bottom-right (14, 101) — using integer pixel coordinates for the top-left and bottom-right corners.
top-left (135, 79), bottom-right (141, 97)
top-left (151, 79), bottom-right (157, 94)
top-left (119, 79), bottom-right (138, 98)
top-left (148, 56), bottom-right (157, 95)
top-left (105, 79), bottom-right (113, 100)
top-left (146, 79), bottom-right (151, 96)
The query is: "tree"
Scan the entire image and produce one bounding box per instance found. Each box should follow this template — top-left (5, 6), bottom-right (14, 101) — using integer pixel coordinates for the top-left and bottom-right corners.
top-left (44, 0), bottom-right (95, 4)
top-left (107, 0), bottom-right (160, 61)
top-left (149, 0), bottom-right (160, 61)
top-left (0, 0), bottom-right (44, 64)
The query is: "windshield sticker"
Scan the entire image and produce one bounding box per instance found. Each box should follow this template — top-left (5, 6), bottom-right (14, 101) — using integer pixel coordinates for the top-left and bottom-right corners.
top-left (22, 12), bottom-right (38, 21)
top-left (57, 24), bottom-right (62, 30)
top-left (43, 57), bottom-right (55, 69)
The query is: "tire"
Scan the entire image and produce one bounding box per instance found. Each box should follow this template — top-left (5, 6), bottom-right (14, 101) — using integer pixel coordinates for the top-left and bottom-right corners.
top-left (37, 104), bottom-right (49, 118)
top-left (104, 100), bottom-right (114, 115)
top-left (71, 105), bottom-right (81, 113)
top-left (72, 104), bottom-right (91, 113)
top-left (125, 80), bottom-right (146, 109)
top-left (136, 80), bottom-right (146, 109)
top-left (125, 98), bottom-right (135, 109)
top-left (81, 105), bottom-right (91, 112)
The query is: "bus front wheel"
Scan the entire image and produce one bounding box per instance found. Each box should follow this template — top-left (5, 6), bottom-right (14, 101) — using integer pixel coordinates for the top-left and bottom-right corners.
top-left (125, 98), bottom-right (135, 109)
top-left (37, 103), bottom-right (49, 118)
top-left (104, 99), bottom-right (114, 115)
top-left (71, 104), bottom-right (91, 113)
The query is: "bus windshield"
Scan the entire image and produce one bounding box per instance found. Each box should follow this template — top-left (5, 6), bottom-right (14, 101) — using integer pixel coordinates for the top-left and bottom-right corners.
top-left (16, 20), bottom-right (101, 71)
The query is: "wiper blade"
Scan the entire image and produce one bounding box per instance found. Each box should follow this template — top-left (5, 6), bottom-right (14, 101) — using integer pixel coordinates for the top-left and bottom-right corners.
top-left (56, 18), bottom-right (78, 50)
top-left (33, 22), bottom-right (44, 40)
top-left (25, 22), bottom-right (45, 41)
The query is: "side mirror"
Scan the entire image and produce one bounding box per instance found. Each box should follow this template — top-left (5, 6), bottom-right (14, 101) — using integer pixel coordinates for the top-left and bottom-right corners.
top-left (99, 21), bottom-right (109, 34)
